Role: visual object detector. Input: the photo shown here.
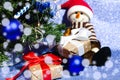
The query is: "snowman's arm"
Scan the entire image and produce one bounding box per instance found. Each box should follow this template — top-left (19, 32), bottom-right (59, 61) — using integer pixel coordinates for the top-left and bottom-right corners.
top-left (84, 23), bottom-right (97, 41)
top-left (63, 27), bottom-right (72, 36)
top-left (84, 23), bottom-right (101, 53)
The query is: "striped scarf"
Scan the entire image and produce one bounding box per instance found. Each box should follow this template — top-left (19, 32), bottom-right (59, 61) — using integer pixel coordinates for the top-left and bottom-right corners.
top-left (72, 22), bottom-right (97, 41)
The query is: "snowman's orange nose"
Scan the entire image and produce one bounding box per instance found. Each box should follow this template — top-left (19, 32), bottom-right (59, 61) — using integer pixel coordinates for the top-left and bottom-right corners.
top-left (76, 12), bottom-right (80, 19)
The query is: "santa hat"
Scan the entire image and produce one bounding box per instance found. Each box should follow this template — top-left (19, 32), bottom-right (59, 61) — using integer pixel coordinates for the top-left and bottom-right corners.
top-left (60, 0), bottom-right (93, 19)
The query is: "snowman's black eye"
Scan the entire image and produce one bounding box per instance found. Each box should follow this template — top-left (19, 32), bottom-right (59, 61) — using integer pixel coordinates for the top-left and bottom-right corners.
top-left (75, 12), bottom-right (78, 14)
top-left (81, 12), bottom-right (83, 15)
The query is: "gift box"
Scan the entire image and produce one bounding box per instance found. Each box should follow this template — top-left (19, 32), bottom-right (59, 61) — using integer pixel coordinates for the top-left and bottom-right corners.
top-left (62, 39), bottom-right (91, 57)
top-left (29, 64), bottom-right (62, 80)
top-left (6, 52), bottom-right (62, 80)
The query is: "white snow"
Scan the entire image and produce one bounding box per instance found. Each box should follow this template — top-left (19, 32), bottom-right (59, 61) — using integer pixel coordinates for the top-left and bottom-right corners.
top-left (25, 14), bottom-right (30, 19)
top-left (112, 68), bottom-right (119, 76)
top-left (23, 27), bottom-right (32, 36)
top-left (13, 43), bottom-right (23, 52)
top-left (0, 0), bottom-right (120, 80)
top-left (33, 43), bottom-right (40, 49)
top-left (16, 36), bottom-right (20, 40)
top-left (4, 51), bottom-right (11, 56)
top-left (82, 59), bottom-right (90, 67)
top-left (41, 30), bottom-right (45, 34)
top-left (62, 58), bottom-right (68, 64)
top-left (2, 61), bottom-right (8, 66)
top-left (44, 56), bottom-right (53, 64)
top-left (79, 71), bottom-right (84, 76)
top-left (3, 32), bottom-right (7, 36)
top-left (62, 70), bottom-right (70, 78)
top-left (114, 60), bottom-right (119, 64)
top-left (102, 73), bottom-right (107, 78)
top-left (93, 71), bottom-right (102, 80)
top-left (46, 70), bottom-right (51, 75)
top-left (74, 59), bottom-right (80, 65)
top-left (1, 66), bottom-right (10, 74)
top-left (11, 23), bottom-right (17, 29)
top-left (25, 2), bottom-right (30, 6)
top-left (44, 17), bottom-right (48, 21)
top-left (15, 58), bottom-right (21, 63)
top-left (33, 9), bottom-right (37, 13)
top-left (92, 66), bottom-right (98, 71)
top-left (19, 24), bottom-right (24, 32)
top-left (105, 60), bottom-right (113, 69)
top-left (2, 18), bottom-right (10, 26)
top-left (2, 14), bottom-right (6, 18)
top-left (23, 70), bottom-right (31, 78)
top-left (46, 34), bottom-right (56, 47)
top-left (3, 2), bottom-right (13, 11)
top-left (73, 72), bottom-right (77, 76)
top-left (85, 73), bottom-right (89, 78)
top-left (18, 2), bottom-right (22, 6)
top-left (3, 41), bottom-right (9, 49)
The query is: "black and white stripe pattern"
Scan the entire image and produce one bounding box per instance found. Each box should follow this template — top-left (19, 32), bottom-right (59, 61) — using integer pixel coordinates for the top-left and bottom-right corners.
top-left (72, 22), bottom-right (97, 41)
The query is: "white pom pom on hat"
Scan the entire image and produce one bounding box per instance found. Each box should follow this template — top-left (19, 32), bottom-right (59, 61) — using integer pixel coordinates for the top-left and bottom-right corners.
top-left (60, 0), bottom-right (93, 19)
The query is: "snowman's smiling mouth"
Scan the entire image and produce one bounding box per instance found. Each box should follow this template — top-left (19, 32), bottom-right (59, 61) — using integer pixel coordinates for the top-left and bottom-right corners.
top-left (80, 18), bottom-right (84, 22)
top-left (76, 18), bottom-right (84, 22)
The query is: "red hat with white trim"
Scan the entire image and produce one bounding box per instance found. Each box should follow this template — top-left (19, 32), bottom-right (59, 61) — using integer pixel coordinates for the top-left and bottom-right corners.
top-left (60, 0), bottom-right (93, 19)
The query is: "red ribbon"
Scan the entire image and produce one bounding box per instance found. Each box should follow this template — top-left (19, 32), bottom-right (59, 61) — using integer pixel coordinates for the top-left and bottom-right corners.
top-left (6, 52), bottom-right (61, 80)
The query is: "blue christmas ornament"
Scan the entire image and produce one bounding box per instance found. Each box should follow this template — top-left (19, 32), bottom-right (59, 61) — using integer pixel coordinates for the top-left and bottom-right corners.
top-left (35, 1), bottom-right (40, 10)
top-left (68, 55), bottom-right (84, 74)
top-left (35, 1), bottom-right (57, 17)
top-left (2, 18), bottom-right (23, 41)
top-left (35, 1), bottom-right (42, 13)
top-left (42, 2), bottom-right (50, 9)
top-left (35, 1), bottom-right (50, 13)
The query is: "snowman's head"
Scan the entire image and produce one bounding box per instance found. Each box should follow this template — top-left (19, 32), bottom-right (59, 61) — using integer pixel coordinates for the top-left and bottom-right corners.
top-left (69, 11), bottom-right (90, 23)
top-left (60, 0), bottom-right (93, 23)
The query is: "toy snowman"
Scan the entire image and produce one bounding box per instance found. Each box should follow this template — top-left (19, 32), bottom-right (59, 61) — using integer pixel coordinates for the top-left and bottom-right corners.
top-left (59, 0), bottom-right (111, 66)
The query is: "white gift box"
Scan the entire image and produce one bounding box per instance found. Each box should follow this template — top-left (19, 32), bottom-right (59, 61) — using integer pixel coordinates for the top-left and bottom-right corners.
top-left (60, 28), bottom-right (91, 57)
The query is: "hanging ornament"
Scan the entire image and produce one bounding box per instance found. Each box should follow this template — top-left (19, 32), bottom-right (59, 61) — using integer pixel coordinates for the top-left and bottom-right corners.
top-left (34, 27), bottom-right (43, 43)
top-left (42, 2), bottom-right (50, 9)
top-left (35, 0), bottom-right (57, 17)
top-left (2, 18), bottom-right (23, 41)
top-left (68, 55), bottom-right (84, 75)
top-left (14, 4), bottom-right (31, 19)
top-left (35, 1), bottom-right (50, 13)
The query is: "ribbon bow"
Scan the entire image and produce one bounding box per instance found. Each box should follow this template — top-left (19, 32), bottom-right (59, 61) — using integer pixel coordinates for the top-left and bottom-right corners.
top-left (6, 52), bottom-right (61, 80)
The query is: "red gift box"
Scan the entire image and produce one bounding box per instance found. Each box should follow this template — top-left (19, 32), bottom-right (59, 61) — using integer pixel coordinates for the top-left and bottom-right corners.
top-left (6, 52), bottom-right (62, 80)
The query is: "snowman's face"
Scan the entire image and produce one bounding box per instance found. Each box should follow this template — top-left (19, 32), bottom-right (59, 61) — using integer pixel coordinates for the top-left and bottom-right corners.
top-left (69, 11), bottom-right (90, 22)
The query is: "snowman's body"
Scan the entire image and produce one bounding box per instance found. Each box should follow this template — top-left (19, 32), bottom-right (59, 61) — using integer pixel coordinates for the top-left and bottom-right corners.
top-left (64, 11), bottom-right (99, 49)
top-left (59, 0), bottom-right (111, 66)
top-left (61, 11), bottom-right (92, 43)
top-left (62, 11), bottom-right (100, 62)
top-left (69, 11), bottom-right (92, 41)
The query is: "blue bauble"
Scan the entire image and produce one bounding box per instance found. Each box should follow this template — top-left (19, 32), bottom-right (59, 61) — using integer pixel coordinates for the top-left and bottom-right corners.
top-left (68, 55), bottom-right (84, 74)
top-left (42, 2), bottom-right (50, 9)
top-left (2, 19), bottom-right (23, 41)
top-left (36, 1), bottom-right (50, 13)
top-left (35, 1), bottom-right (41, 9)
